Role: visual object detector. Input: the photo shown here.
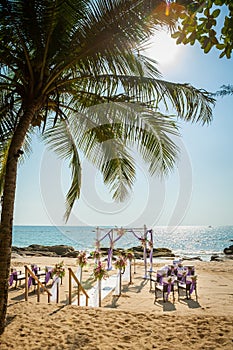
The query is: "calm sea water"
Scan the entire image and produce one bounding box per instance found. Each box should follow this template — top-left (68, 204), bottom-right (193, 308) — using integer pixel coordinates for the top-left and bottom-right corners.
top-left (12, 225), bottom-right (233, 261)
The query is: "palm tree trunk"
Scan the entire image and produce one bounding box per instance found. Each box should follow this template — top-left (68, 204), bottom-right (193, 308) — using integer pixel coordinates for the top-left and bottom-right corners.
top-left (0, 105), bottom-right (37, 334)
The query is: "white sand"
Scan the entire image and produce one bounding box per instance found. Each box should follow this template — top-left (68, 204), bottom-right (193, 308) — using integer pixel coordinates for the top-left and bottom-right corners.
top-left (0, 256), bottom-right (232, 349)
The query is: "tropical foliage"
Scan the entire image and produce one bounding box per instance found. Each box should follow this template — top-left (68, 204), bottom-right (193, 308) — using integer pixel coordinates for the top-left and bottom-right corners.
top-left (171, 0), bottom-right (233, 58)
top-left (93, 261), bottom-right (108, 281)
top-left (76, 251), bottom-right (88, 268)
top-left (51, 261), bottom-right (66, 279)
top-left (114, 256), bottom-right (127, 270)
top-left (215, 84), bottom-right (233, 96)
top-left (0, 0), bottom-right (215, 334)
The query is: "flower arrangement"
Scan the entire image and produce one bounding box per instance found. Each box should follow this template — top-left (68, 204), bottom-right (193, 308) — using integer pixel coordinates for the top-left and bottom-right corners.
top-left (76, 251), bottom-right (88, 268)
top-left (125, 250), bottom-right (134, 261)
top-left (114, 256), bottom-right (127, 270)
top-left (90, 250), bottom-right (101, 260)
top-left (52, 261), bottom-right (65, 278)
top-left (93, 261), bottom-right (108, 281)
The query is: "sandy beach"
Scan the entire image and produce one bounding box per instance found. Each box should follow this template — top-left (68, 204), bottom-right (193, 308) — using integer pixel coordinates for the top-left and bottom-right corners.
top-left (1, 256), bottom-right (233, 349)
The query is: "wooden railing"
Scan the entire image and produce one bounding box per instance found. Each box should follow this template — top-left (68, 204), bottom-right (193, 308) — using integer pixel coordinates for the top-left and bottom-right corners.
top-left (68, 268), bottom-right (89, 306)
top-left (25, 265), bottom-right (52, 303)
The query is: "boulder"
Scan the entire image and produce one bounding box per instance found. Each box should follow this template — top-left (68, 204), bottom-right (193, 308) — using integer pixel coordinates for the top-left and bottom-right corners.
top-left (182, 256), bottom-right (202, 261)
top-left (210, 254), bottom-right (223, 262)
top-left (63, 251), bottom-right (80, 258)
top-left (12, 245), bottom-right (75, 257)
top-left (223, 245), bottom-right (233, 255)
top-left (98, 246), bottom-right (175, 259)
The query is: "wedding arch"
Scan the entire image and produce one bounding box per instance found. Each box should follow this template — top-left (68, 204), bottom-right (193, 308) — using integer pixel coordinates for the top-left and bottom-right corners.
top-left (95, 225), bottom-right (154, 278)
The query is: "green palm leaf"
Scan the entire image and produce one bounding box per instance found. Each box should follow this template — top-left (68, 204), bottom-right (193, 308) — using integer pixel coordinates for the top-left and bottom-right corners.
top-left (42, 117), bottom-right (81, 221)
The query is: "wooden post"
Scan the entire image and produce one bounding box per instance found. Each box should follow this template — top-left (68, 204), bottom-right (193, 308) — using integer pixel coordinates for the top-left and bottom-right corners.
top-left (133, 258), bottom-right (136, 275)
top-left (119, 268), bottom-right (122, 296)
top-left (56, 280), bottom-right (59, 303)
top-left (37, 284), bottom-right (40, 302)
top-left (77, 284), bottom-right (80, 306)
top-left (25, 266), bottom-right (28, 301)
top-left (143, 224), bottom-right (147, 278)
top-left (69, 269), bottom-right (72, 304)
top-left (149, 229), bottom-right (153, 272)
top-left (98, 279), bottom-right (101, 307)
top-left (129, 261), bottom-right (132, 285)
top-left (79, 267), bottom-right (82, 284)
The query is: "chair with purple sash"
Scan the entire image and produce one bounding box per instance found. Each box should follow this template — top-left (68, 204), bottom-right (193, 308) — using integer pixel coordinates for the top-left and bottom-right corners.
top-left (176, 266), bottom-right (186, 282)
top-left (177, 275), bottom-right (198, 301)
top-left (184, 265), bottom-right (195, 276)
top-left (28, 265), bottom-right (47, 288)
top-left (9, 268), bottom-right (25, 288)
top-left (28, 264), bottom-right (39, 288)
top-left (154, 276), bottom-right (175, 303)
top-left (167, 265), bottom-right (177, 277)
top-left (148, 269), bottom-right (167, 292)
top-left (45, 266), bottom-right (53, 285)
top-left (156, 269), bottom-right (167, 283)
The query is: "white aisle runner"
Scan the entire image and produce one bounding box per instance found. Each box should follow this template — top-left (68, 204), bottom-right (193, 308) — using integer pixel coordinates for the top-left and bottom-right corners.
top-left (72, 274), bottom-right (118, 307)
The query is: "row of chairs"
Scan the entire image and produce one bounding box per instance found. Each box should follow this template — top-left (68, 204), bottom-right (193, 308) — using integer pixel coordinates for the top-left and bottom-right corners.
top-left (149, 265), bottom-right (198, 303)
top-left (9, 265), bottom-right (53, 288)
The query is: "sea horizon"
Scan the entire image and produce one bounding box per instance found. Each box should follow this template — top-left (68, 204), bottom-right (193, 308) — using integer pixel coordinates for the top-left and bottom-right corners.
top-left (12, 225), bottom-right (233, 262)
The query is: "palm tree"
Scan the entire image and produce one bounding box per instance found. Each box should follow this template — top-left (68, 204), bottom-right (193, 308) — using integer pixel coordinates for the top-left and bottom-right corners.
top-left (0, 0), bottom-right (214, 333)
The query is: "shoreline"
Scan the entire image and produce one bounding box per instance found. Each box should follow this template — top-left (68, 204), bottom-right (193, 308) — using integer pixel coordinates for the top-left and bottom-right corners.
top-left (11, 243), bottom-right (232, 263)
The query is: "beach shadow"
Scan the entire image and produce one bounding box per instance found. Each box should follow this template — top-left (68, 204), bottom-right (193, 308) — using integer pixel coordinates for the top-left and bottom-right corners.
top-left (154, 300), bottom-right (176, 312)
top-left (49, 304), bottom-right (67, 316)
top-left (5, 315), bottom-right (17, 327)
top-left (7, 300), bottom-right (25, 308)
top-left (178, 298), bottom-right (201, 309)
top-left (104, 295), bottom-right (120, 308)
top-left (9, 292), bottom-right (25, 301)
top-left (186, 299), bottom-right (201, 309)
top-left (8, 285), bottom-right (25, 292)
top-left (81, 276), bottom-right (95, 290)
top-left (122, 278), bottom-right (148, 294)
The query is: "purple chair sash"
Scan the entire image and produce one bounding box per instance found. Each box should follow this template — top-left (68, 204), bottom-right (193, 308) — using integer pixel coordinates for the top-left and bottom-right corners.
top-left (28, 266), bottom-right (38, 288)
top-left (177, 272), bottom-right (186, 283)
top-left (187, 268), bottom-right (195, 276)
top-left (156, 273), bottom-right (163, 284)
top-left (163, 280), bottom-right (174, 301)
top-left (187, 279), bottom-right (196, 294)
top-left (45, 270), bottom-right (53, 284)
top-left (9, 271), bottom-right (17, 286)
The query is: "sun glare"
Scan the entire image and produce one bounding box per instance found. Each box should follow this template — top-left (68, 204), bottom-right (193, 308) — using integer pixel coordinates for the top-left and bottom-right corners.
top-left (145, 30), bottom-right (181, 69)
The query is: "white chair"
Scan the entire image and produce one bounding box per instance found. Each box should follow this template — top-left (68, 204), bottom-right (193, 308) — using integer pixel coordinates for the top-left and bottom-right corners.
top-left (154, 276), bottom-right (175, 303)
top-left (177, 275), bottom-right (198, 301)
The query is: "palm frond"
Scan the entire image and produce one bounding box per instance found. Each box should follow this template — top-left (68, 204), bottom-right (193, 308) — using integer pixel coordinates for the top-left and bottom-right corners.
top-left (56, 102), bottom-right (179, 201)
top-left (42, 117), bottom-right (81, 221)
top-left (215, 84), bottom-right (233, 97)
top-left (79, 102), bottom-right (180, 176)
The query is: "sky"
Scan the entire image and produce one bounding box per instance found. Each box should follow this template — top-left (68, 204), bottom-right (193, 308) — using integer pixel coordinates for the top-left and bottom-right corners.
top-left (13, 27), bottom-right (233, 229)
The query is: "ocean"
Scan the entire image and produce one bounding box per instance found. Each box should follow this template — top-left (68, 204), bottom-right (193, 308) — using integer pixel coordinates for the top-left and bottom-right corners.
top-left (12, 225), bottom-right (233, 262)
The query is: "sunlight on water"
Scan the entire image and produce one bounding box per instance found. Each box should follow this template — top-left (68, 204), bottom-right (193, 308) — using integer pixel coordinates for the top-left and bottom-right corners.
top-left (13, 225), bottom-right (233, 261)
